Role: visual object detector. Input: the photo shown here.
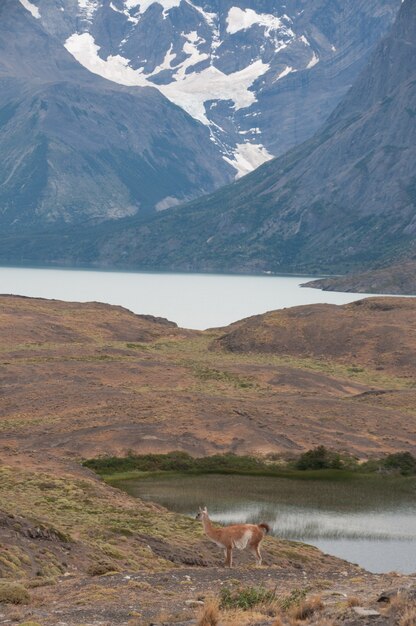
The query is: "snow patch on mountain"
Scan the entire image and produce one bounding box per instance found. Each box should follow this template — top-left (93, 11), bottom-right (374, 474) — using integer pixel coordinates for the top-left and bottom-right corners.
top-left (110, 2), bottom-right (139, 24)
top-left (162, 59), bottom-right (269, 124)
top-left (274, 66), bottom-right (293, 82)
top-left (65, 32), bottom-right (269, 127)
top-left (175, 31), bottom-right (209, 79)
top-left (64, 33), bottom-right (148, 86)
top-left (133, 0), bottom-right (182, 15)
top-left (19, 0), bottom-right (40, 19)
top-left (155, 196), bottom-right (182, 211)
top-left (224, 142), bottom-right (273, 178)
top-left (78, 0), bottom-right (99, 20)
top-left (307, 51), bottom-right (319, 68)
top-left (226, 7), bottom-right (286, 35)
top-left (150, 44), bottom-right (176, 75)
top-left (186, 1), bottom-right (217, 29)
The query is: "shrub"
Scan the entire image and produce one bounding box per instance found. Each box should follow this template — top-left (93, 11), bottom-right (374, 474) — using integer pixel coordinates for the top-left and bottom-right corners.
top-left (84, 451), bottom-right (267, 475)
top-left (219, 585), bottom-right (275, 611)
top-left (278, 587), bottom-right (309, 611)
top-left (86, 560), bottom-right (117, 576)
top-left (0, 581), bottom-right (30, 605)
top-left (197, 598), bottom-right (219, 626)
top-left (290, 595), bottom-right (323, 620)
top-left (383, 452), bottom-right (416, 476)
top-left (295, 446), bottom-right (342, 470)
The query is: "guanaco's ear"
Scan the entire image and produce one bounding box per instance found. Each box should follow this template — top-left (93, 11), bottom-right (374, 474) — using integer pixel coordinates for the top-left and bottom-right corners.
top-left (203, 506), bottom-right (208, 513)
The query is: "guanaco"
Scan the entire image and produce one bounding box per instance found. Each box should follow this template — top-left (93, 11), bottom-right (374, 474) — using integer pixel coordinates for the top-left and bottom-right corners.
top-left (196, 506), bottom-right (270, 567)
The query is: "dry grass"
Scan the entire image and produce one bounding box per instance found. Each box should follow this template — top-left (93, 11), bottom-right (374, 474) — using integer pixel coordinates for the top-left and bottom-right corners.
top-left (0, 581), bottom-right (30, 605)
top-left (6, 607), bottom-right (26, 622)
top-left (289, 595), bottom-right (324, 621)
top-left (2, 294), bottom-right (415, 470)
top-left (346, 595), bottom-right (360, 607)
top-left (387, 595), bottom-right (416, 626)
top-left (399, 605), bottom-right (416, 626)
top-left (197, 598), bottom-right (220, 626)
top-left (220, 609), bottom-right (275, 626)
top-left (0, 463), bottom-right (202, 577)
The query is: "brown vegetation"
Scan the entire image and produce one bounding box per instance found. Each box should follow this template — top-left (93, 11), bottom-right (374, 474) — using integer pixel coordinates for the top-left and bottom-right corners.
top-left (0, 295), bottom-right (415, 462)
top-left (0, 294), bottom-right (415, 624)
top-left (0, 581), bottom-right (30, 604)
top-left (213, 297), bottom-right (416, 376)
top-left (197, 598), bottom-right (220, 626)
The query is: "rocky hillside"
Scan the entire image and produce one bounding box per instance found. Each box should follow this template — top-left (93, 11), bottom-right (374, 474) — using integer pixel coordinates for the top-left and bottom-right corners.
top-left (305, 258), bottom-right (416, 295)
top-left (13, 0), bottom-right (413, 276)
top-left (0, 0), bottom-right (400, 234)
top-left (213, 297), bottom-right (416, 376)
top-left (2, 294), bottom-right (415, 461)
top-left (1, 294), bottom-right (416, 624)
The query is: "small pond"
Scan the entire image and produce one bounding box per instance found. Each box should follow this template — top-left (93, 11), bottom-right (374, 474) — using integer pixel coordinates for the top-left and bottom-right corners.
top-left (113, 473), bottom-right (416, 574)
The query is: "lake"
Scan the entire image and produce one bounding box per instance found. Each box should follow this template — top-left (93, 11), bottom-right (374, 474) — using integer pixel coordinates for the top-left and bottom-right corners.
top-left (113, 474), bottom-right (416, 574)
top-left (0, 266), bottom-right (379, 329)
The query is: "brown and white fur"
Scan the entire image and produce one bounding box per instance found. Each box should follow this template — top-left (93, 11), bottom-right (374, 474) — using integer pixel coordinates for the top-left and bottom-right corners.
top-left (196, 506), bottom-right (270, 567)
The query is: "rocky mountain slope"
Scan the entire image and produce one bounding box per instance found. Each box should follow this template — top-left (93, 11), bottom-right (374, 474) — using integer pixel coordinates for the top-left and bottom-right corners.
top-left (305, 258), bottom-right (416, 295)
top-left (16, 0), bottom-right (413, 276)
top-left (0, 0), bottom-right (234, 230)
top-left (0, 0), bottom-right (400, 233)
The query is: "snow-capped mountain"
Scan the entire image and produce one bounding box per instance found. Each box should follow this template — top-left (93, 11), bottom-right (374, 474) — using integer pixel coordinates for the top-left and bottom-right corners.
top-left (1, 0), bottom-right (400, 230)
top-left (22, 0), bottom-right (400, 177)
top-left (64, 0), bottom-right (414, 276)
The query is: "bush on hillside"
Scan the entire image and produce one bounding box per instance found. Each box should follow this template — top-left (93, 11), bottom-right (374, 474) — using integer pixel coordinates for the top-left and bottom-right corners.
top-left (295, 446), bottom-right (342, 470)
top-left (383, 452), bottom-right (416, 475)
top-left (0, 581), bottom-right (30, 604)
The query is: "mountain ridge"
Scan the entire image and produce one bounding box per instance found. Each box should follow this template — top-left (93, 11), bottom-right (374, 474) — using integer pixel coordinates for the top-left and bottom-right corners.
top-left (0, 0), bottom-right (400, 234)
top-left (21, 0), bottom-right (413, 277)
top-left (0, 0), bottom-right (234, 229)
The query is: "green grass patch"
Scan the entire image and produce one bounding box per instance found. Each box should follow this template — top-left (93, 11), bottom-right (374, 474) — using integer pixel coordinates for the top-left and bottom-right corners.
top-left (219, 585), bottom-right (276, 610)
top-left (278, 587), bottom-right (310, 610)
top-left (84, 449), bottom-right (416, 483)
top-left (191, 365), bottom-right (256, 389)
top-left (84, 451), bottom-right (267, 475)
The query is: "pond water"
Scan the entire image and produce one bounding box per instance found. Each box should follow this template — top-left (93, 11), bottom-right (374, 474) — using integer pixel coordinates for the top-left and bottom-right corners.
top-left (113, 474), bottom-right (416, 574)
top-left (0, 266), bottom-right (380, 329)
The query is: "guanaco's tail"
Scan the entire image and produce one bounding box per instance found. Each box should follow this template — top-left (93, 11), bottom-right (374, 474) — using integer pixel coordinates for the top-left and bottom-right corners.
top-left (258, 523), bottom-right (270, 534)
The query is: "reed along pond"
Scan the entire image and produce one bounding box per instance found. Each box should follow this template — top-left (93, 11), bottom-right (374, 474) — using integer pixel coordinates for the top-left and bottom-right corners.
top-left (112, 473), bottom-right (416, 574)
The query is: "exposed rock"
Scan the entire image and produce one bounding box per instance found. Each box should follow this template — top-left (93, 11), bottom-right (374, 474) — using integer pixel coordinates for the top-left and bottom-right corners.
top-left (377, 586), bottom-right (416, 603)
top-left (352, 607), bottom-right (381, 617)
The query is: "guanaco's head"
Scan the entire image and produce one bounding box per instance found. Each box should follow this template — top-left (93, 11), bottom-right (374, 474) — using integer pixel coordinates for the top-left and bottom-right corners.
top-left (195, 506), bottom-right (208, 520)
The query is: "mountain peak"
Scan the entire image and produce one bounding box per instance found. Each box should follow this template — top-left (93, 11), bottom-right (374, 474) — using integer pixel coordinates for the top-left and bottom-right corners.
top-left (0, 0), bottom-right (402, 243)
